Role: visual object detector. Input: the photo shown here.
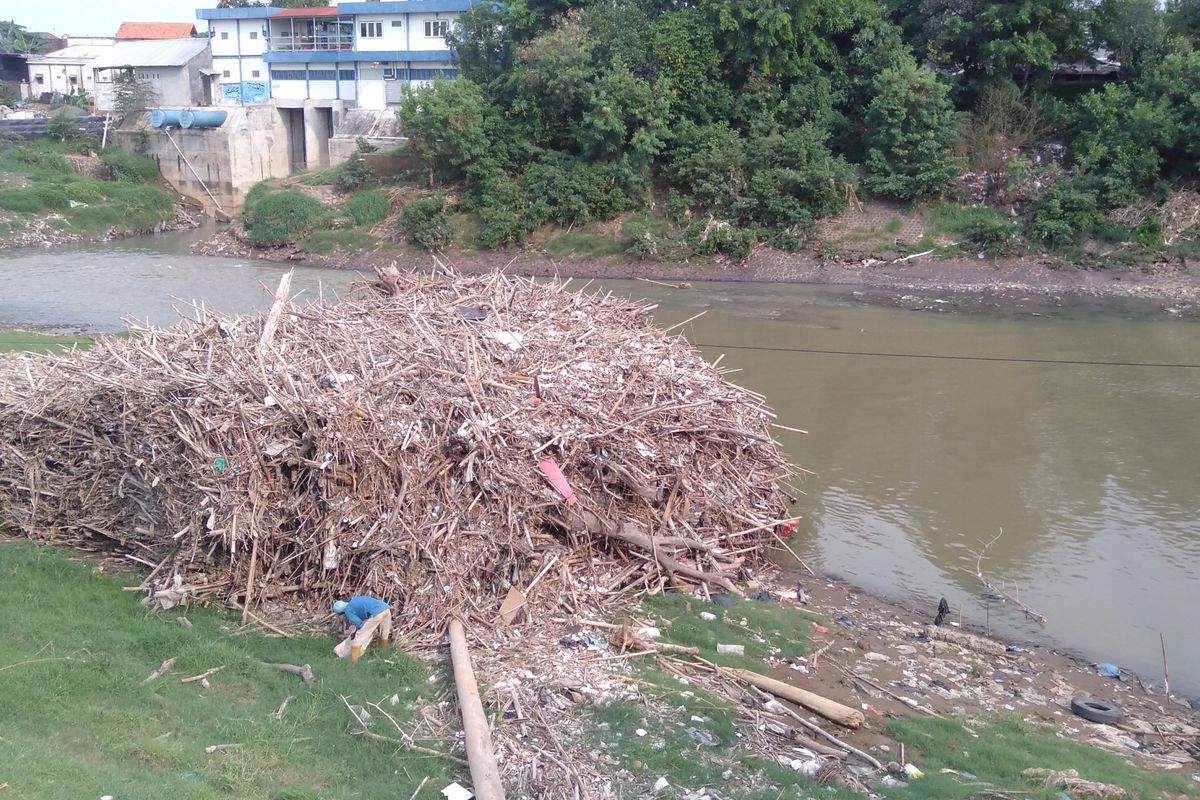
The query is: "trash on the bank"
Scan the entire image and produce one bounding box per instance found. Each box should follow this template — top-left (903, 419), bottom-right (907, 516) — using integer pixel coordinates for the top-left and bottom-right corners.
top-left (1056, 793), bottom-right (1072, 800)
top-left (686, 727), bottom-right (720, 747)
top-left (699, 611), bottom-right (717, 622)
top-left (879, 776), bottom-right (906, 788)
top-left (653, 777), bottom-right (670, 793)
top-left (813, 625), bottom-right (829, 634)
top-left (537, 458), bottom-right (577, 505)
top-left (789, 759), bottom-right (821, 777)
top-left (763, 700), bottom-right (789, 715)
top-left (716, 644), bottom-right (745, 656)
top-left (751, 591), bottom-right (774, 602)
top-left (1023, 768), bottom-right (1136, 800)
top-left (1097, 663), bottom-right (1121, 678)
top-left (1007, 645), bottom-right (1027, 653)
top-left (711, 594), bottom-right (735, 608)
top-left (455, 306), bottom-right (488, 321)
top-left (635, 728), bottom-right (648, 737)
top-left (486, 330), bottom-right (523, 350)
top-left (864, 652), bottom-right (890, 662)
top-left (903, 763), bottom-right (924, 780)
top-left (636, 626), bottom-right (662, 640)
top-left (441, 782), bottom-right (474, 800)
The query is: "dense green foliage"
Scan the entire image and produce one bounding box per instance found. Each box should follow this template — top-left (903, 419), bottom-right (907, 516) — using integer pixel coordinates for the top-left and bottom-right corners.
top-left (98, 148), bottom-right (160, 183)
top-left (397, 194), bottom-right (455, 250)
top-left (389, 0), bottom-right (1200, 259)
top-left (242, 187), bottom-right (327, 246)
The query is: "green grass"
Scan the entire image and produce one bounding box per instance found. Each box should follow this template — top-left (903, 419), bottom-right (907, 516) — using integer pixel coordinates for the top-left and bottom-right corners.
top-left (642, 594), bottom-right (810, 669)
top-left (300, 228), bottom-right (378, 254)
top-left (0, 541), bottom-right (459, 800)
top-left (546, 230), bottom-right (626, 259)
top-left (243, 189), bottom-right (327, 247)
top-left (342, 188), bottom-right (391, 227)
top-left (888, 715), bottom-right (1197, 800)
top-left (0, 142), bottom-right (175, 236)
top-left (0, 331), bottom-right (92, 354)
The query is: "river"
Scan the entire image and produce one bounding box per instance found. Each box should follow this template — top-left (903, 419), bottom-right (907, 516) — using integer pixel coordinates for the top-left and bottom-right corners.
top-left (2, 235), bottom-right (1198, 695)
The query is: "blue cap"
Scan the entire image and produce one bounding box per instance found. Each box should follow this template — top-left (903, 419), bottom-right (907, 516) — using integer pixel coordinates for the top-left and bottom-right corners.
top-left (332, 600), bottom-right (348, 614)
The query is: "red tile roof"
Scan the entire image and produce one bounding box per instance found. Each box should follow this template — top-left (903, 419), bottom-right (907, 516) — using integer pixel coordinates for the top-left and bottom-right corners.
top-left (272, 6), bottom-right (341, 17)
top-left (115, 22), bottom-right (198, 40)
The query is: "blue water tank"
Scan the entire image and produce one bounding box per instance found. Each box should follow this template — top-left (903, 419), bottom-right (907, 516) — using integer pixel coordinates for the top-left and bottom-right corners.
top-left (149, 109), bottom-right (186, 128)
top-left (179, 109), bottom-right (229, 129)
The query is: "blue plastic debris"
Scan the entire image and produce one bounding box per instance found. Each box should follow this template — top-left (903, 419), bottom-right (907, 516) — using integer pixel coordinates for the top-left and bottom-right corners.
top-left (1006, 645), bottom-right (1027, 653)
top-left (1098, 663), bottom-right (1121, 678)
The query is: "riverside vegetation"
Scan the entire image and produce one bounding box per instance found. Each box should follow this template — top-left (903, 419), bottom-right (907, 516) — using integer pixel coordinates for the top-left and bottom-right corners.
top-left (0, 121), bottom-right (178, 246)
top-left (237, 0), bottom-right (1200, 267)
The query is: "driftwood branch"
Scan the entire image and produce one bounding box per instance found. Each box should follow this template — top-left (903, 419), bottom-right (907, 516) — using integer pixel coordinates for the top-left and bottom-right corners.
top-left (262, 662), bottom-right (314, 684)
top-left (971, 530), bottom-right (1047, 625)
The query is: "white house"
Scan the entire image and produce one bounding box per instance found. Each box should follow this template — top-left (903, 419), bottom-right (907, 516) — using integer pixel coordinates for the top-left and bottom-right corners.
top-left (196, 6), bottom-right (278, 105)
top-left (25, 44), bottom-right (114, 98)
top-left (92, 39), bottom-right (215, 113)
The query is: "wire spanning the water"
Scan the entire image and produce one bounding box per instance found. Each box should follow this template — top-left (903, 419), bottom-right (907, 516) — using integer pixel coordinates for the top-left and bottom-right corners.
top-left (688, 342), bottom-right (1200, 369)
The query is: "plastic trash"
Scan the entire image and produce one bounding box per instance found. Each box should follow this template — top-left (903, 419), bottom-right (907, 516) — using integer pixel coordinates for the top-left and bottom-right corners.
top-left (813, 625), bottom-right (830, 634)
top-left (1006, 645), bottom-right (1027, 653)
top-left (716, 644), bottom-right (745, 656)
top-left (653, 777), bottom-right (670, 793)
top-left (441, 782), bottom-right (475, 800)
top-left (1098, 663), bottom-right (1121, 678)
top-left (711, 594), bottom-right (735, 608)
top-left (903, 763), bottom-right (924, 780)
top-left (699, 611), bottom-right (717, 622)
top-left (636, 626), bottom-right (662, 640)
top-left (751, 591), bottom-right (774, 602)
top-left (686, 727), bottom-right (720, 746)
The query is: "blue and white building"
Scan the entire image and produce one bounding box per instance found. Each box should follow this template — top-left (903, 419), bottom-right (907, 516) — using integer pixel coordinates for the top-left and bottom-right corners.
top-left (197, 1), bottom-right (472, 110)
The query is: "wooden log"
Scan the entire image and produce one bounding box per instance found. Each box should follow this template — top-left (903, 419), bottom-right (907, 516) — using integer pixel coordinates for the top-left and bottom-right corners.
top-left (262, 662), bottom-right (314, 684)
top-left (728, 668), bottom-right (866, 729)
top-left (925, 626), bottom-right (1006, 657)
top-left (448, 618), bottom-right (505, 800)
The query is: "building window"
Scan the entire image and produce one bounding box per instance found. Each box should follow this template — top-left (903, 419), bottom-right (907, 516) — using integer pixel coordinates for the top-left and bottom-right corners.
top-left (220, 31), bottom-right (229, 40)
top-left (360, 21), bottom-right (382, 38)
top-left (251, 69), bottom-right (260, 78)
top-left (383, 65), bottom-right (397, 80)
top-left (222, 70), bottom-right (231, 78)
top-left (35, 75), bottom-right (44, 84)
top-left (249, 31), bottom-right (258, 39)
top-left (391, 20), bottom-right (402, 27)
top-left (424, 19), bottom-right (449, 37)
top-left (69, 76), bottom-right (78, 85)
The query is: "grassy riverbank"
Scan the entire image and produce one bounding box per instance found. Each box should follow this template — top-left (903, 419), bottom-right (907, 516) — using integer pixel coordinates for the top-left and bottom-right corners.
top-left (0, 540), bottom-right (1194, 800)
top-left (0, 541), bottom-right (455, 800)
top-left (0, 138), bottom-right (180, 248)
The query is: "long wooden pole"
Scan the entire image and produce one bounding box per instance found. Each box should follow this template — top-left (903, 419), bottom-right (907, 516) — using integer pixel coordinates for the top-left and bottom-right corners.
top-left (448, 618), bottom-right (505, 800)
top-left (728, 667), bottom-right (866, 729)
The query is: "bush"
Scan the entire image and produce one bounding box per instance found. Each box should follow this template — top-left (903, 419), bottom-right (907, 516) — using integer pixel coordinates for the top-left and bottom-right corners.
top-left (99, 148), bottom-right (158, 183)
top-left (1028, 179), bottom-right (1102, 249)
top-left (522, 154), bottom-right (637, 227)
top-left (243, 189), bottom-right (327, 247)
top-left (0, 189), bottom-right (43, 213)
top-left (343, 188), bottom-right (390, 227)
top-left (931, 205), bottom-right (1021, 255)
top-left (64, 181), bottom-right (104, 203)
top-left (18, 147), bottom-right (71, 172)
top-left (397, 194), bottom-right (454, 251)
top-left (1069, 84), bottom-right (1176, 208)
top-left (46, 112), bottom-right (82, 145)
top-left (334, 152), bottom-right (373, 194)
top-left (476, 173), bottom-right (528, 248)
top-left (864, 63), bottom-right (962, 202)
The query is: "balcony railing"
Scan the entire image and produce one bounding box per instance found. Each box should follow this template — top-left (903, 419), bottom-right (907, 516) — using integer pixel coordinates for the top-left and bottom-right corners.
top-left (267, 33), bottom-right (354, 52)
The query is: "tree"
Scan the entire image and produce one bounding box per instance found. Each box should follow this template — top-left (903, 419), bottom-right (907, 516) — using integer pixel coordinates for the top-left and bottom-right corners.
top-left (1094, 0), bottom-right (1168, 79)
top-left (112, 70), bottom-right (158, 117)
top-left (1139, 45), bottom-right (1200, 169)
top-left (0, 20), bottom-right (47, 54)
top-left (1069, 83), bottom-right (1176, 207)
top-left (887, 0), bottom-right (1089, 94)
top-left (863, 62), bottom-right (962, 201)
top-left (446, 4), bottom-right (518, 86)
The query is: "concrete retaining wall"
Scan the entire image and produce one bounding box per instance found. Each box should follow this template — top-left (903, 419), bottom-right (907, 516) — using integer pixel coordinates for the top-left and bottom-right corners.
top-left (111, 106), bottom-right (291, 211)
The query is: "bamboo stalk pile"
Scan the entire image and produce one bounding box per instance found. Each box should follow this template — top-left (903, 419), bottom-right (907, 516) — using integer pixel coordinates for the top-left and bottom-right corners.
top-left (0, 268), bottom-right (798, 639)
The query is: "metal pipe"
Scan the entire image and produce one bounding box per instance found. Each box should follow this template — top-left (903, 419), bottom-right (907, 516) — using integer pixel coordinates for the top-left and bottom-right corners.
top-left (162, 128), bottom-right (224, 213)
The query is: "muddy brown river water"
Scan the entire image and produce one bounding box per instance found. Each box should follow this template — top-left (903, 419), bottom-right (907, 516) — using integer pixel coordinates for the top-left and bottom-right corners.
top-left (2, 235), bottom-right (1198, 694)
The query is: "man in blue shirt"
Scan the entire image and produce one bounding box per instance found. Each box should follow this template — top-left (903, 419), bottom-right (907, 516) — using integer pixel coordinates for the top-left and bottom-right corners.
top-left (332, 595), bottom-right (392, 663)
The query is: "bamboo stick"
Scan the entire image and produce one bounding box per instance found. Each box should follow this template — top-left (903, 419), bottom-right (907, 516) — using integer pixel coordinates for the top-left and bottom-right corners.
top-left (448, 619), bottom-right (505, 800)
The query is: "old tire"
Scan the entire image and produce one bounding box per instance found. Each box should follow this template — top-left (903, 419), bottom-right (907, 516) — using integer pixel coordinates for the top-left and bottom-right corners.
top-left (1071, 696), bottom-right (1125, 725)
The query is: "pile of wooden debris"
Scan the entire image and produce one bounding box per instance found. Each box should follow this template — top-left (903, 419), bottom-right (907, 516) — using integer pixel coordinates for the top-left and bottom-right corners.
top-left (0, 268), bottom-right (799, 642)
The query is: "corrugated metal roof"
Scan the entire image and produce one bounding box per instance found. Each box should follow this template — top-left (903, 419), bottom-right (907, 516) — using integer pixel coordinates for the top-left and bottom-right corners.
top-left (272, 6), bottom-right (342, 18)
top-left (116, 22), bottom-right (198, 40)
top-left (90, 38), bottom-right (209, 69)
top-left (25, 44), bottom-right (115, 64)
